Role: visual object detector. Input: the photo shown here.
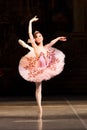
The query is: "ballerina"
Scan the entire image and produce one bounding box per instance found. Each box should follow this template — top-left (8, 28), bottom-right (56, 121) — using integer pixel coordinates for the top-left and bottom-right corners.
top-left (18, 16), bottom-right (67, 118)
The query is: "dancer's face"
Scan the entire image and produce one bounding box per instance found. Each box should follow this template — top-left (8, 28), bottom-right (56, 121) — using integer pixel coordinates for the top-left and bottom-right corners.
top-left (34, 33), bottom-right (43, 45)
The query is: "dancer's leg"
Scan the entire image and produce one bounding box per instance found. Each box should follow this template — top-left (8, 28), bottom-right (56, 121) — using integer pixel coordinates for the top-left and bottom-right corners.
top-left (35, 82), bottom-right (42, 118)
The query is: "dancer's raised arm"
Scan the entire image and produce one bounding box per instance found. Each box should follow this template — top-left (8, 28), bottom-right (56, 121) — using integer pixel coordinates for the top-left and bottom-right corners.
top-left (45, 36), bottom-right (67, 48)
top-left (28, 16), bottom-right (38, 39)
top-left (28, 16), bottom-right (39, 48)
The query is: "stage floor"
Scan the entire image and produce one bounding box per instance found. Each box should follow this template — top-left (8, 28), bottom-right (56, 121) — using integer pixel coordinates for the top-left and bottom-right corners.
top-left (0, 97), bottom-right (87, 130)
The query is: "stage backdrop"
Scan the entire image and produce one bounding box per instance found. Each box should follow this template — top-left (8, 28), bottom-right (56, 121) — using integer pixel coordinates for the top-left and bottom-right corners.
top-left (0, 0), bottom-right (87, 97)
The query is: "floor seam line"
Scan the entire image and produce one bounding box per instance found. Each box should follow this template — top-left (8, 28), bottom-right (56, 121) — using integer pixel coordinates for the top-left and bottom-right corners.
top-left (66, 98), bottom-right (87, 130)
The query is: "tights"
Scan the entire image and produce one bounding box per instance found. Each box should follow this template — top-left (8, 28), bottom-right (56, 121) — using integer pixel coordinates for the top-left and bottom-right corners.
top-left (35, 82), bottom-right (42, 118)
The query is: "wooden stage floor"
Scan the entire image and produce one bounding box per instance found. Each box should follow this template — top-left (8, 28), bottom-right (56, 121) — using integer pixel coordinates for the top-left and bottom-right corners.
top-left (0, 96), bottom-right (87, 130)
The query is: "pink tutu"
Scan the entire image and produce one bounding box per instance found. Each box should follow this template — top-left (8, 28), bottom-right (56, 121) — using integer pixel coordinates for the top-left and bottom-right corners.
top-left (18, 47), bottom-right (65, 82)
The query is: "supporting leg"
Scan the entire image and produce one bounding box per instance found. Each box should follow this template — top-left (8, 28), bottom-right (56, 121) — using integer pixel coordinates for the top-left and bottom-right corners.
top-left (35, 82), bottom-right (42, 119)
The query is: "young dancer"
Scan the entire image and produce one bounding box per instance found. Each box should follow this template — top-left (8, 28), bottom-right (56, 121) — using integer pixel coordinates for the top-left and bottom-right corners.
top-left (18, 16), bottom-right (67, 118)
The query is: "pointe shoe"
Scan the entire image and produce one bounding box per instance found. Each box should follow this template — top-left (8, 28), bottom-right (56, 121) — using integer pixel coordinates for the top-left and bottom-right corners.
top-left (38, 108), bottom-right (42, 119)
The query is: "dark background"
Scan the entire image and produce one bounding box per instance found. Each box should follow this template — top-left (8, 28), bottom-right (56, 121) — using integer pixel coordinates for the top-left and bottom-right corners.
top-left (0, 0), bottom-right (87, 98)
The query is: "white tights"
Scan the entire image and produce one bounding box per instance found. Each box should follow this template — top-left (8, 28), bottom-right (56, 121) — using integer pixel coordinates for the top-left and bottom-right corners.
top-left (35, 82), bottom-right (42, 118)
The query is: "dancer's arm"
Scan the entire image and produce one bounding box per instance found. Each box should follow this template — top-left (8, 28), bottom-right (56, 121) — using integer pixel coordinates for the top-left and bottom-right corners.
top-left (28, 16), bottom-right (38, 48)
top-left (18, 39), bottom-right (33, 51)
top-left (45, 36), bottom-right (67, 48)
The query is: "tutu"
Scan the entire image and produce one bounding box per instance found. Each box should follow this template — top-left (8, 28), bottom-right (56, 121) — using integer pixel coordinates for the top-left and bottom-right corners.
top-left (18, 47), bottom-right (65, 82)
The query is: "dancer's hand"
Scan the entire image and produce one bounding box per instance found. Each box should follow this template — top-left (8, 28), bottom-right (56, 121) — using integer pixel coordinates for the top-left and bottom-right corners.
top-left (58, 36), bottom-right (67, 41)
top-left (30, 16), bottom-right (39, 22)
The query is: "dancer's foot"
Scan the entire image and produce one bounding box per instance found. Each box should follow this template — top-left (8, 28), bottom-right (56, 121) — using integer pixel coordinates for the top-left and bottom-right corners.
top-left (38, 107), bottom-right (42, 119)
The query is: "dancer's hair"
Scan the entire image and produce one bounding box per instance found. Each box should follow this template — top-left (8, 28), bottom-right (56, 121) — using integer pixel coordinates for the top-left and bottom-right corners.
top-left (34, 31), bottom-right (41, 38)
